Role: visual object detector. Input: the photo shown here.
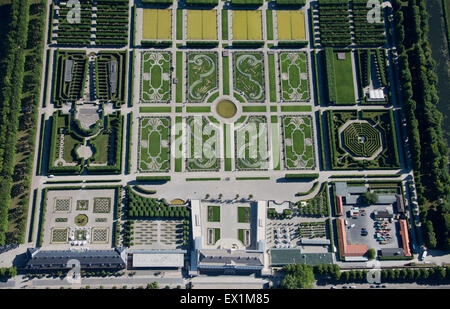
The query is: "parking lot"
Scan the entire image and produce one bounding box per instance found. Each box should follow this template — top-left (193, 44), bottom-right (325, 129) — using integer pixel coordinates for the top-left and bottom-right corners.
top-left (343, 205), bottom-right (402, 252)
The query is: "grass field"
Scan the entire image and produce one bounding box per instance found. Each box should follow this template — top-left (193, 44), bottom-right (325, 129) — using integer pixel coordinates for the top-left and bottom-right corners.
top-left (279, 52), bottom-right (310, 101)
top-left (140, 52), bottom-right (171, 103)
top-left (233, 52), bottom-right (265, 102)
top-left (232, 10), bottom-right (262, 40)
top-left (187, 52), bottom-right (218, 102)
top-left (187, 10), bottom-right (217, 40)
top-left (332, 51), bottom-right (356, 104)
top-left (237, 207), bottom-right (250, 223)
top-left (271, 116), bottom-right (281, 170)
top-left (208, 205), bottom-right (220, 222)
top-left (277, 10), bottom-right (305, 40)
top-left (222, 9), bottom-right (229, 40)
top-left (266, 10), bottom-right (274, 40)
top-left (176, 52), bottom-right (183, 103)
top-left (268, 53), bottom-right (277, 102)
top-left (142, 9), bottom-right (172, 40)
top-left (282, 116), bottom-right (316, 170)
top-left (138, 117), bottom-right (171, 172)
top-left (186, 116), bottom-right (220, 171)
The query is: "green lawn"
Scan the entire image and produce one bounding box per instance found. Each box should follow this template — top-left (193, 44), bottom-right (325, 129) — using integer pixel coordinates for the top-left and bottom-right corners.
top-left (176, 9), bottom-right (183, 40)
top-left (280, 105), bottom-right (312, 112)
top-left (333, 52), bottom-right (355, 104)
top-left (175, 116), bottom-right (182, 172)
top-left (242, 106), bottom-right (266, 112)
top-left (176, 52), bottom-right (183, 103)
top-left (208, 205), bottom-right (221, 222)
top-left (237, 206), bottom-right (250, 223)
top-left (268, 53), bottom-right (277, 102)
top-left (279, 52), bottom-right (310, 102)
top-left (139, 106), bottom-right (172, 113)
top-left (222, 9), bottom-right (228, 40)
top-left (186, 106), bottom-right (211, 113)
top-left (271, 115), bottom-right (280, 170)
top-left (222, 56), bottom-right (230, 95)
top-left (224, 123), bottom-right (232, 171)
top-left (266, 10), bottom-right (273, 40)
top-left (138, 117), bottom-right (171, 172)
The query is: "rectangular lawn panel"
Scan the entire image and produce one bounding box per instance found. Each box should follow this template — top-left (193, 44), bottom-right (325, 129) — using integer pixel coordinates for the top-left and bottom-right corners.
top-left (187, 52), bottom-right (219, 103)
top-left (279, 52), bottom-right (310, 102)
top-left (139, 106), bottom-right (172, 113)
top-left (222, 55), bottom-right (230, 95)
top-left (268, 53), bottom-right (277, 102)
top-left (271, 115), bottom-right (281, 170)
top-left (143, 9), bottom-right (172, 40)
top-left (325, 50), bottom-right (356, 105)
top-left (207, 205), bottom-right (220, 222)
top-left (176, 52), bottom-right (183, 103)
top-left (175, 116), bottom-right (183, 172)
top-left (233, 52), bottom-right (265, 102)
top-left (266, 10), bottom-right (274, 40)
top-left (186, 116), bottom-right (220, 171)
top-left (235, 116), bottom-right (269, 170)
top-left (176, 9), bottom-right (183, 40)
top-left (282, 115), bottom-right (316, 170)
top-left (237, 207), bottom-right (250, 223)
top-left (224, 123), bottom-right (232, 171)
top-left (138, 117), bottom-right (171, 172)
top-left (140, 51), bottom-right (172, 103)
top-left (222, 9), bottom-right (229, 40)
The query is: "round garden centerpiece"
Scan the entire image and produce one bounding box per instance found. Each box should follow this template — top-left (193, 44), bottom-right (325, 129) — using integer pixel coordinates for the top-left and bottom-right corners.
top-left (216, 100), bottom-right (237, 119)
top-left (75, 214), bottom-right (88, 227)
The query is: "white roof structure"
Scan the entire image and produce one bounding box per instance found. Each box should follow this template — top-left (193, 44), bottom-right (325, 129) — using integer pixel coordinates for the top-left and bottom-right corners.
top-left (368, 89), bottom-right (385, 100)
top-left (132, 252), bottom-right (184, 268)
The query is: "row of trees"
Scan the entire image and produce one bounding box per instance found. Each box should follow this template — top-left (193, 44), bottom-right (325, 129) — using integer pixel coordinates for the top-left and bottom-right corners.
top-left (0, 0), bottom-right (31, 245)
top-left (392, 0), bottom-right (450, 250)
top-left (281, 263), bottom-right (450, 288)
top-left (8, 0), bottom-right (47, 244)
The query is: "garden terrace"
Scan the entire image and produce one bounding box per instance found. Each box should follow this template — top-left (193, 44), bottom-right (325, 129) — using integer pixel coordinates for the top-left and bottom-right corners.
top-left (233, 52), bottom-right (266, 102)
top-left (52, 50), bottom-right (88, 106)
top-left (352, 0), bottom-right (386, 46)
top-left (95, 0), bottom-right (129, 46)
top-left (279, 52), bottom-right (310, 102)
top-left (95, 51), bottom-right (127, 106)
top-left (55, 0), bottom-right (92, 45)
top-left (187, 52), bottom-right (219, 103)
top-left (326, 109), bottom-right (400, 170)
top-left (318, 0), bottom-right (351, 47)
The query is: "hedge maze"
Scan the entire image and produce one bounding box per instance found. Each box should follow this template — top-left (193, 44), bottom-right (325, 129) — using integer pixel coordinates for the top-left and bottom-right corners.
top-left (186, 116), bottom-right (220, 172)
top-left (95, 0), bottom-right (129, 46)
top-left (138, 117), bottom-right (171, 173)
top-left (52, 50), bottom-right (88, 106)
top-left (235, 116), bottom-right (269, 171)
top-left (95, 51), bottom-right (127, 106)
top-left (233, 52), bottom-right (265, 102)
top-left (140, 52), bottom-right (172, 103)
top-left (282, 116), bottom-right (316, 170)
top-left (326, 110), bottom-right (400, 170)
top-left (187, 52), bottom-right (219, 103)
top-left (279, 52), bottom-right (310, 102)
top-left (341, 121), bottom-right (382, 158)
top-left (318, 0), bottom-right (351, 47)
